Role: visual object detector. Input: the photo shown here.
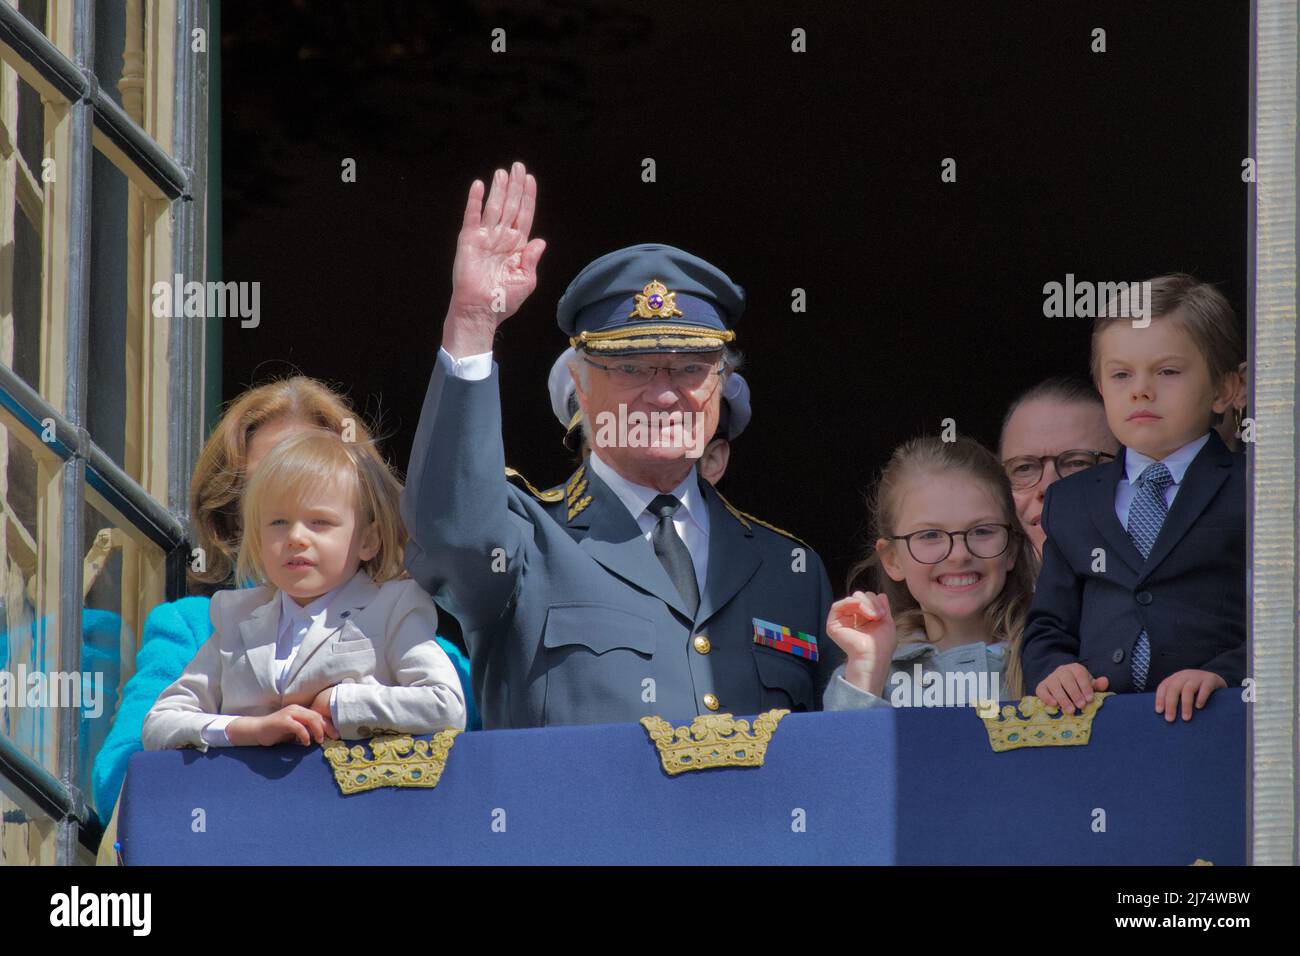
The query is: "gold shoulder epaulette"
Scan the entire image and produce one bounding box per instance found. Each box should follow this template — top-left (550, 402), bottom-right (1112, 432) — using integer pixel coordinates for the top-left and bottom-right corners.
top-left (565, 464), bottom-right (591, 520)
top-left (712, 489), bottom-right (810, 548)
top-left (504, 467), bottom-right (565, 503)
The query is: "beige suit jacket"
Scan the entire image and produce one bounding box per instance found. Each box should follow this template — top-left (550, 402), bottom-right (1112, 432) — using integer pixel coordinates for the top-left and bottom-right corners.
top-left (142, 571), bottom-right (466, 750)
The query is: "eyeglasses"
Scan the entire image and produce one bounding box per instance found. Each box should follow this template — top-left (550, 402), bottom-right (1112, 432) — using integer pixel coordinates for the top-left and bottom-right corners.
top-left (583, 356), bottom-right (724, 391)
top-left (889, 524), bottom-right (1015, 564)
top-left (1001, 450), bottom-right (1116, 490)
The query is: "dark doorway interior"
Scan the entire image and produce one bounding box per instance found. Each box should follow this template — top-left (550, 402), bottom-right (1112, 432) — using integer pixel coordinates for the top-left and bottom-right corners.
top-left (220, 0), bottom-right (1249, 600)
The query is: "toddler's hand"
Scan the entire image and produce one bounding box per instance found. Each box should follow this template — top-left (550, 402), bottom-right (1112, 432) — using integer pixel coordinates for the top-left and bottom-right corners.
top-left (228, 705), bottom-right (333, 747)
top-left (1036, 664), bottom-right (1109, 715)
top-left (309, 686), bottom-right (340, 739)
top-left (1154, 669), bottom-right (1226, 722)
top-left (826, 591), bottom-right (897, 695)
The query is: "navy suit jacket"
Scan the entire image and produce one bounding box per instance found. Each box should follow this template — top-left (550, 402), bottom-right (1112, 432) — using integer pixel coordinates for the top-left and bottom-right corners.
top-left (1021, 430), bottom-right (1246, 693)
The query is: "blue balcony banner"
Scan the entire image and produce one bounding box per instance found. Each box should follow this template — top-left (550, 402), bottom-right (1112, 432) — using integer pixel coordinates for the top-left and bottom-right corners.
top-left (119, 692), bottom-right (1245, 865)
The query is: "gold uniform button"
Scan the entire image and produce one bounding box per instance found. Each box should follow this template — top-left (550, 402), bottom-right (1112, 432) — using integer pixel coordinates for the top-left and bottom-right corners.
top-left (703, 693), bottom-right (720, 711)
top-left (693, 635), bottom-right (711, 654)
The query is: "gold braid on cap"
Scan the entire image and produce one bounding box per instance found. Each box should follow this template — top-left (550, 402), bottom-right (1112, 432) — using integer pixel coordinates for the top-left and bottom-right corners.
top-left (571, 325), bottom-right (736, 352)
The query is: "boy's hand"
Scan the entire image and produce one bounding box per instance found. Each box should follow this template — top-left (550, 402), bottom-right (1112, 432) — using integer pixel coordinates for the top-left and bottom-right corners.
top-left (227, 705), bottom-right (333, 747)
top-left (826, 591), bottom-right (897, 696)
top-left (1035, 664), bottom-right (1109, 715)
top-left (1154, 669), bottom-right (1226, 722)
top-left (309, 686), bottom-right (340, 739)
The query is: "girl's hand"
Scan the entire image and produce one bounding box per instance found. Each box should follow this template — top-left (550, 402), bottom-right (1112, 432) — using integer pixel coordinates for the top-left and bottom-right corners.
top-left (826, 592), bottom-right (897, 696)
top-left (228, 706), bottom-right (331, 747)
top-left (1154, 669), bottom-right (1226, 722)
top-left (442, 162), bottom-right (546, 357)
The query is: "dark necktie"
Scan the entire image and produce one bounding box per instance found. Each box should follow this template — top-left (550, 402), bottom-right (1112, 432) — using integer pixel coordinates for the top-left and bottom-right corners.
top-left (1126, 462), bottom-right (1174, 690)
top-left (648, 494), bottom-right (700, 618)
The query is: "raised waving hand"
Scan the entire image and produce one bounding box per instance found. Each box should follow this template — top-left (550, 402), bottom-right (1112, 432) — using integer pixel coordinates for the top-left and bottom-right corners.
top-left (442, 161), bottom-right (547, 357)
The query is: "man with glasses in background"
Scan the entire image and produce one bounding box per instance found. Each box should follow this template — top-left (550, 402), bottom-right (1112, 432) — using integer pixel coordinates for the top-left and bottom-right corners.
top-left (999, 377), bottom-right (1120, 556)
top-left (402, 162), bottom-right (839, 729)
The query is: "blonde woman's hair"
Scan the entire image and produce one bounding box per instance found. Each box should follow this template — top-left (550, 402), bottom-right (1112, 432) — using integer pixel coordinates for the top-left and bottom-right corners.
top-left (845, 436), bottom-right (1039, 697)
top-left (188, 377), bottom-right (383, 592)
top-left (235, 429), bottom-right (407, 588)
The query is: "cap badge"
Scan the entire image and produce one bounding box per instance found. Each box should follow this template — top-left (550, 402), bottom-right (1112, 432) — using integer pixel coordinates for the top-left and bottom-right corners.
top-left (629, 279), bottom-right (683, 320)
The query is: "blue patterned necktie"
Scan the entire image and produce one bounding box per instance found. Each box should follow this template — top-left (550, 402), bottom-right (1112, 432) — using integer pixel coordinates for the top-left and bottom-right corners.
top-left (1126, 462), bottom-right (1174, 690)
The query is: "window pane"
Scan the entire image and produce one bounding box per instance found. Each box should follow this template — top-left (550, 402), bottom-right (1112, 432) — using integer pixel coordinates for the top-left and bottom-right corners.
top-left (88, 151), bottom-right (130, 472)
top-left (3, 178), bottom-right (44, 397)
top-left (0, 786), bottom-right (56, 865)
top-left (14, 71), bottom-right (44, 177)
top-left (94, 0), bottom-right (146, 115)
top-left (13, 0), bottom-right (64, 68)
top-left (14, 0), bottom-right (46, 34)
top-left (0, 414), bottom-right (64, 776)
top-left (82, 487), bottom-right (166, 816)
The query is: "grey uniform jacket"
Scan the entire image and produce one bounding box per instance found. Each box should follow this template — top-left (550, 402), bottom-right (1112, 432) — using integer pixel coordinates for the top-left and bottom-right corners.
top-left (401, 354), bottom-right (842, 729)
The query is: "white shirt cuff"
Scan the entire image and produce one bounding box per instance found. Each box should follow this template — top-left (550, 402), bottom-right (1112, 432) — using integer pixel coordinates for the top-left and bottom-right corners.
top-left (330, 686), bottom-right (339, 727)
top-left (201, 715), bottom-right (237, 747)
top-left (438, 346), bottom-right (493, 381)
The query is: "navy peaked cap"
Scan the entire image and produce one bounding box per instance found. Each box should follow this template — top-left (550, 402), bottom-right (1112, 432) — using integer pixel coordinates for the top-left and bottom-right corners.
top-left (557, 243), bottom-right (745, 355)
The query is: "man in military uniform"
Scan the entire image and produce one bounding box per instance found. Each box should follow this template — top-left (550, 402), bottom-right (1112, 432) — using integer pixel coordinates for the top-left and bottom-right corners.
top-left (402, 161), bottom-right (841, 729)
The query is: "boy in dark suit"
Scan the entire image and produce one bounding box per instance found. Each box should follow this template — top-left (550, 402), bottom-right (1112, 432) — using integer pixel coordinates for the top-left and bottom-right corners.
top-left (1022, 274), bottom-right (1246, 722)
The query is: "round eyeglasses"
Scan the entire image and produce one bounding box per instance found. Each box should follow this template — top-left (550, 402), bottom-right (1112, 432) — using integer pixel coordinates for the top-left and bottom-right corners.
top-left (889, 524), bottom-right (1015, 564)
top-left (1001, 450), bottom-right (1115, 490)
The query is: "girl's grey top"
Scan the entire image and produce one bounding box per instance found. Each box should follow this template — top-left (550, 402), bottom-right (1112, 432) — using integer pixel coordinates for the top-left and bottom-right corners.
top-left (823, 637), bottom-right (1007, 710)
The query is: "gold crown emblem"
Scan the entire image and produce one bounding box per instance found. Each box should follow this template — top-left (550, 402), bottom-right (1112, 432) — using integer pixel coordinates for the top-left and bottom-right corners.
top-left (980, 693), bottom-right (1111, 752)
top-left (629, 279), bottom-right (683, 320)
top-left (322, 730), bottom-right (461, 795)
top-left (640, 709), bottom-right (789, 775)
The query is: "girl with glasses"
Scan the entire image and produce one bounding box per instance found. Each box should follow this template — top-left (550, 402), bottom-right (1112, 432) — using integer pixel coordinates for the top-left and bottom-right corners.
top-left (822, 437), bottom-right (1038, 710)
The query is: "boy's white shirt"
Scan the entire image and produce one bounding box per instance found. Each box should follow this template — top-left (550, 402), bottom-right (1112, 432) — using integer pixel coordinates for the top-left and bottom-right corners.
top-left (142, 569), bottom-right (467, 751)
top-left (1113, 431), bottom-right (1210, 528)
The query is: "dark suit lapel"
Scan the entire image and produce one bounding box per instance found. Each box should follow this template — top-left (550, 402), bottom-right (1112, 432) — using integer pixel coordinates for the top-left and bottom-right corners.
top-left (569, 462), bottom-right (693, 620)
top-left (1085, 453), bottom-right (1145, 574)
top-left (696, 481), bottom-right (761, 625)
top-left (1137, 431), bottom-right (1233, 583)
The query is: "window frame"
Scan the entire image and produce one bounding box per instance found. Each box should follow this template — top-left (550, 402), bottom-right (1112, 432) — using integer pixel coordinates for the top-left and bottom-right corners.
top-left (0, 0), bottom-right (208, 862)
